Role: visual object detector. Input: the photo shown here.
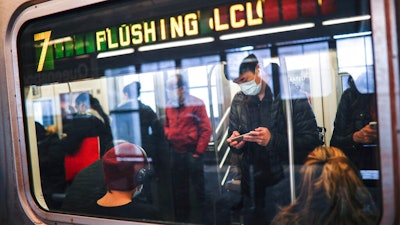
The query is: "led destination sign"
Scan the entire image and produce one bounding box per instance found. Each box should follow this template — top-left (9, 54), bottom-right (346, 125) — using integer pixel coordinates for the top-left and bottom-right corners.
top-left (34, 0), bottom-right (336, 72)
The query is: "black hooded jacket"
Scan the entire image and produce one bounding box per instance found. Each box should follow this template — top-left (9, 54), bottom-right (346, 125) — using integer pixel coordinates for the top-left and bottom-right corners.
top-left (229, 84), bottom-right (321, 196)
top-left (330, 78), bottom-right (377, 171)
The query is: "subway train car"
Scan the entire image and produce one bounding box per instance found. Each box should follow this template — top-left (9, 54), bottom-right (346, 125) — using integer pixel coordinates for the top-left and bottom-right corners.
top-left (0, 0), bottom-right (399, 224)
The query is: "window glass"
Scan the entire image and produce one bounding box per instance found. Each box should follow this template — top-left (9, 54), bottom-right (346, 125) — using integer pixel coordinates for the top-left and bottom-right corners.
top-left (17, 0), bottom-right (380, 224)
top-left (33, 99), bottom-right (54, 127)
top-left (337, 36), bottom-right (374, 80)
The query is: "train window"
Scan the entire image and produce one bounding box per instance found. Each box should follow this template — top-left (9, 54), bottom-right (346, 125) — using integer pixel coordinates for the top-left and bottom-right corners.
top-left (16, 0), bottom-right (381, 224)
top-left (33, 99), bottom-right (55, 127)
top-left (336, 36), bottom-right (375, 95)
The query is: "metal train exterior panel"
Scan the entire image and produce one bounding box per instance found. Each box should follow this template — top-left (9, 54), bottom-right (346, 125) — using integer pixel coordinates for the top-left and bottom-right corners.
top-left (0, 0), bottom-right (399, 225)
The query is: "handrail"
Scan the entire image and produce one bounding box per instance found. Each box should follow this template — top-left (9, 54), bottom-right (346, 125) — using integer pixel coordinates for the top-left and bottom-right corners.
top-left (217, 130), bottom-right (229, 153)
top-left (219, 146), bottom-right (230, 169)
top-left (221, 165), bottom-right (231, 186)
top-left (215, 106), bottom-right (231, 134)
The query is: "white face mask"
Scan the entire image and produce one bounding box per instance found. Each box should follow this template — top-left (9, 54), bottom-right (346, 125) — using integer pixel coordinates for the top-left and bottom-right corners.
top-left (238, 76), bottom-right (262, 96)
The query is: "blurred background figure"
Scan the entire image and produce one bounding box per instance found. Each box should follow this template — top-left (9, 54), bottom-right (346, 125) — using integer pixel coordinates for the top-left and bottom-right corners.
top-left (110, 81), bottom-right (171, 216)
top-left (164, 74), bottom-right (212, 223)
top-left (61, 93), bottom-right (114, 183)
top-left (35, 121), bottom-right (66, 210)
top-left (110, 81), bottom-right (168, 177)
top-left (272, 146), bottom-right (379, 225)
top-left (62, 92), bottom-right (113, 156)
top-left (330, 73), bottom-right (378, 188)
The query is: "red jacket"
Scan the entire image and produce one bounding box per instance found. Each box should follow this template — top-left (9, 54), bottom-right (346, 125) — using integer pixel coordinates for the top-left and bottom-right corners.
top-left (164, 95), bottom-right (212, 154)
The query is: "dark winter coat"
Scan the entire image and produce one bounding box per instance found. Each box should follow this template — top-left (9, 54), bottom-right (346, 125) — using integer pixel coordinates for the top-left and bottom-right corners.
top-left (111, 100), bottom-right (168, 166)
top-left (61, 114), bottom-right (114, 157)
top-left (111, 101), bottom-right (166, 155)
top-left (229, 85), bottom-right (321, 196)
top-left (330, 86), bottom-right (378, 171)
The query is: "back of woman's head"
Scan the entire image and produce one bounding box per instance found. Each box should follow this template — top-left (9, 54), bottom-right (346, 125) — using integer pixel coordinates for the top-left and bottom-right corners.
top-left (301, 146), bottom-right (363, 200)
top-left (272, 146), bottom-right (379, 225)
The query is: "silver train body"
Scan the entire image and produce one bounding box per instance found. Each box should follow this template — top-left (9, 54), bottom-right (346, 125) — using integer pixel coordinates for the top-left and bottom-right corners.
top-left (1, 0), bottom-right (399, 224)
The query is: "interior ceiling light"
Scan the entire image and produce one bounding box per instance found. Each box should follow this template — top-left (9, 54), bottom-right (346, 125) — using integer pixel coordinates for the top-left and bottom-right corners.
top-left (138, 37), bottom-right (214, 52)
top-left (333, 31), bottom-right (372, 39)
top-left (97, 48), bottom-right (135, 59)
top-left (322, 15), bottom-right (371, 26)
top-left (219, 23), bottom-right (315, 40)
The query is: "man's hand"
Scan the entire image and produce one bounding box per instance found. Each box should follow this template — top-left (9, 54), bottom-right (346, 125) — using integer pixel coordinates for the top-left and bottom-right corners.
top-left (353, 124), bottom-right (378, 144)
top-left (227, 131), bottom-right (246, 149)
top-left (243, 127), bottom-right (271, 146)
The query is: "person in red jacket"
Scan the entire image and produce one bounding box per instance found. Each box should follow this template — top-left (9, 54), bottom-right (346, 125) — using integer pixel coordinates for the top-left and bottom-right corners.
top-left (164, 74), bottom-right (212, 223)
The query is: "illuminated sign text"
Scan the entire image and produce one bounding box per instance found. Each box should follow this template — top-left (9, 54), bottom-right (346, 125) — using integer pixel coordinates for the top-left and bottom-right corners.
top-left (34, 0), bottom-right (336, 72)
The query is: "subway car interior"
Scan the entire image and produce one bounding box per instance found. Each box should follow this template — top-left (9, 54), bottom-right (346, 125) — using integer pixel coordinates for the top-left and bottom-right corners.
top-left (0, 0), bottom-right (399, 224)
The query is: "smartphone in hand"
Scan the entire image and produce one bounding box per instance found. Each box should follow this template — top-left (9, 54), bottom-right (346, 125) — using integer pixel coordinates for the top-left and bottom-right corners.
top-left (231, 132), bottom-right (251, 142)
top-left (369, 121), bottom-right (377, 129)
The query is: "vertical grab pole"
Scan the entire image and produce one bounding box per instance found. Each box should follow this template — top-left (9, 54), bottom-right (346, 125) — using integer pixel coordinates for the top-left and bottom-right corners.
top-left (284, 98), bottom-right (296, 203)
top-left (280, 62), bottom-right (296, 203)
top-left (207, 63), bottom-right (222, 192)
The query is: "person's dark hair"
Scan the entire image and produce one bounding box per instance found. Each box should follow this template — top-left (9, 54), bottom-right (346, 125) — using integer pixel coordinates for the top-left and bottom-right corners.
top-left (268, 62), bottom-right (281, 97)
top-left (123, 81), bottom-right (141, 98)
top-left (239, 54), bottom-right (258, 76)
top-left (348, 75), bottom-right (357, 91)
top-left (75, 92), bottom-right (111, 129)
top-left (272, 146), bottom-right (379, 225)
top-left (89, 95), bottom-right (111, 129)
top-left (345, 74), bottom-right (373, 110)
top-left (166, 74), bottom-right (187, 91)
top-left (175, 74), bottom-right (186, 89)
top-left (75, 92), bottom-right (90, 106)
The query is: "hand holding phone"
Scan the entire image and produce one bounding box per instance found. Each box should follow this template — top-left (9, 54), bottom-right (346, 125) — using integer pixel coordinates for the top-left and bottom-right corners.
top-left (230, 132), bottom-right (251, 142)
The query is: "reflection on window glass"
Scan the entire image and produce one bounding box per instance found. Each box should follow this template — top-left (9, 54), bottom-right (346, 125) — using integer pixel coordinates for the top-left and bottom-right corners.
top-left (23, 49), bottom-right (381, 225)
top-left (18, 1), bottom-right (381, 224)
top-left (33, 99), bottom-right (54, 127)
top-left (334, 36), bottom-right (379, 188)
top-left (336, 36), bottom-right (375, 101)
top-left (337, 36), bottom-right (374, 82)
top-left (26, 48), bottom-right (380, 224)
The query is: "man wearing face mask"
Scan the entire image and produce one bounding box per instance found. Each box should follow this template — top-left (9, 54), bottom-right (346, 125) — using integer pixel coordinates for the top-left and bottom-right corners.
top-left (164, 74), bottom-right (212, 223)
top-left (225, 54), bottom-right (321, 225)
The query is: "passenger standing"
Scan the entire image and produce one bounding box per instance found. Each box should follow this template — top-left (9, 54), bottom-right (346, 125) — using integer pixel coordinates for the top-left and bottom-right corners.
top-left (110, 81), bottom-right (170, 209)
top-left (271, 146), bottom-right (379, 225)
top-left (225, 55), bottom-right (321, 225)
top-left (110, 81), bottom-right (168, 176)
top-left (60, 93), bottom-right (114, 184)
top-left (330, 73), bottom-right (378, 187)
top-left (61, 93), bottom-right (113, 157)
top-left (164, 74), bottom-right (212, 223)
